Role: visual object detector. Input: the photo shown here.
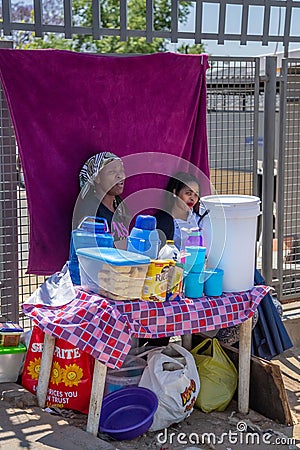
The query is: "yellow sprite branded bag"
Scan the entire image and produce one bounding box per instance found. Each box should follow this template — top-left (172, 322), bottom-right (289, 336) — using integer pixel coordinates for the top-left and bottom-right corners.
top-left (191, 337), bottom-right (238, 413)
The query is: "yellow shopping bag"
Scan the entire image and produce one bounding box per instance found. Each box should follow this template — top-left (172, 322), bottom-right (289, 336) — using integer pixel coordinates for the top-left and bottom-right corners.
top-left (191, 337), bottom-right (238, 413)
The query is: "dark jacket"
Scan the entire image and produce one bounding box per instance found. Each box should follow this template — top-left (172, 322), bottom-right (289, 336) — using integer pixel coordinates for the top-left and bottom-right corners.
top-left (154, 209), bottom-right (175, 249)
top-left (155, 209), bottom-right (203, 249)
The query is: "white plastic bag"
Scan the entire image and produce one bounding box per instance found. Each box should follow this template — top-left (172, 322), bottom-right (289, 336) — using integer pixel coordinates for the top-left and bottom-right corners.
top-left (138, 343), bottom-right (200, 431)
top-left (24, 262), bottom-right (76, 307)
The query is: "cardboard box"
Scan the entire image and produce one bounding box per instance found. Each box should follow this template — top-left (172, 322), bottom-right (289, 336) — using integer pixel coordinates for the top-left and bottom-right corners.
top-left (0, 322), bottom-right (23, 347)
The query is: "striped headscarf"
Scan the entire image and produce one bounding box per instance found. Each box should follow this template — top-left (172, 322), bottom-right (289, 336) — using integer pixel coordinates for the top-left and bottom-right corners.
top-left (79, 152), bottom-right (121, 198)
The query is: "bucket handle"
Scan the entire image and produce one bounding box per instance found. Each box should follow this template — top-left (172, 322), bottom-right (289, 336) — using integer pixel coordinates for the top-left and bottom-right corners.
top-left (78, 216), bottom-right (109, 232)
top-left (197, 207), bottom-right (210, 227)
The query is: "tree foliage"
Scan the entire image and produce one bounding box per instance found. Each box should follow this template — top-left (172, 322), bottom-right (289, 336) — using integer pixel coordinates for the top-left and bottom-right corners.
top-left (7, 0), bottom-right (205, 54)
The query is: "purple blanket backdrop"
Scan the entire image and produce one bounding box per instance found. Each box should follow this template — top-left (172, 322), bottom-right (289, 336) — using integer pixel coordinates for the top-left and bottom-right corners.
top-left (0, 49), bottom-right (210, 275)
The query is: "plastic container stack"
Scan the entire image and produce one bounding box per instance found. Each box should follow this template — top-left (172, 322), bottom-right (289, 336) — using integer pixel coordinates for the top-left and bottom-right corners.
top-left (76, 247), bottom-right (150, 300)
top-left (184, 246), bottom-right (207, 298)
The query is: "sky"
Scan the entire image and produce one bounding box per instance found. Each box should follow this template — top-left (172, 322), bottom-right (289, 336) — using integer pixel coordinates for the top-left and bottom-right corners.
top-left (174, 3), bottom-right (300, 58)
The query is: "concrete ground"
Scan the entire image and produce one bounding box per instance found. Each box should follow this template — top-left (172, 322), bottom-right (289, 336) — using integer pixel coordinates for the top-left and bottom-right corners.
top-left (0, 304), bottom-right (299, 450)
top-left (0, 383), bottom-right (113, 450)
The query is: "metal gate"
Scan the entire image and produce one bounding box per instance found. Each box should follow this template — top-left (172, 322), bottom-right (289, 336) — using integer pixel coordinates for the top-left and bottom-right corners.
top-left (1, 1), bottom-right (300, 325)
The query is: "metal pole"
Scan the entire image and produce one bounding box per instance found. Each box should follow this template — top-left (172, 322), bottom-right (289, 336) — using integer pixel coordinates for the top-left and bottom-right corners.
top-left (262, 56), bottom-right (277, 286)
top-left (277, 59), bottom-right (288, 300)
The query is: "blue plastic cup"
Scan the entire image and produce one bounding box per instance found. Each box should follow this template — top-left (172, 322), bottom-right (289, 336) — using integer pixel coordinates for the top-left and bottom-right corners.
top-left (184, 246), bottom-right (206, 273)
top-left (184, 272), bottom-right (204, 298)
top-left (204, 268), bottom-right (224, 297)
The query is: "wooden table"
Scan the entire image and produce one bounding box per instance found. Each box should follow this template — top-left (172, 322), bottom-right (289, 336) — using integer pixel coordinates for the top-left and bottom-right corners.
top-left (36, 318), bottom-right (252, 436)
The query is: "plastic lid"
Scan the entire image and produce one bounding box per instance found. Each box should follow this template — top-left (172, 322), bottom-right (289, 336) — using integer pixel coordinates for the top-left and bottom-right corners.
top-left (0, 322), bottom-right (23, 333)
top-left (189, 227), bottom-right (201, 235)
top-left (83, 222), bottom-right (106, 233)
top-left (201, 194), bottom-right (260, 206)
top-left (76, 247), bottom-right (151, 265)
top-left (0, 343), bottom-right (27, 354)
top-left (135, 215), bottom-right (157, 231)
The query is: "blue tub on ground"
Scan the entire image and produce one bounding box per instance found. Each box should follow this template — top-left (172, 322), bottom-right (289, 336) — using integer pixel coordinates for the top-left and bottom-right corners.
top-left (99, 386), bottom-right (158, 440)
top-left (104, 355), bottom-right (147, 396)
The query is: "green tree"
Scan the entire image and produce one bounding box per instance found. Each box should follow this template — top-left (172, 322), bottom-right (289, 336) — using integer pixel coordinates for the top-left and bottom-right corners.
top-left (9, 0), bottom-right (205, 54)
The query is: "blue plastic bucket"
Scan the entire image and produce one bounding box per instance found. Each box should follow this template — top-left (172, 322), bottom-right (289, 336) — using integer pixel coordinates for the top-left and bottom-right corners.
top-left (184, 272), bottom-right (204, 298)
top-left (184, 246), bottom-right (206, 273)
top-left (204, 268), bottom-right (224, 297)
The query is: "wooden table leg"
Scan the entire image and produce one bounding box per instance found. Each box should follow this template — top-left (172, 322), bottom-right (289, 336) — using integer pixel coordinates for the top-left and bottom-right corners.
top-left (36, 334), bottom-right (56, 408)
top-left (86, 359), bottom-right (107, 436)
top-left (238, 318), bottom-right (252, 414)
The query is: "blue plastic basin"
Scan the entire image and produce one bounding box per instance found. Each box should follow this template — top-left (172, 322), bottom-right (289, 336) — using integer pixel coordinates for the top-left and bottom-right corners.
top-left (99, 386), bottom-right (158, 440)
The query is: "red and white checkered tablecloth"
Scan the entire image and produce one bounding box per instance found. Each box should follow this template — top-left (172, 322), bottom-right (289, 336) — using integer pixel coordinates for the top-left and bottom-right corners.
top-left (22, 285), bottom-right (269, 369)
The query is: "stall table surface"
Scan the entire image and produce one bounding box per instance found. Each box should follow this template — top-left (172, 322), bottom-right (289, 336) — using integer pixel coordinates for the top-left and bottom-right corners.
top-left (22, 285), bottom-right (270, 436)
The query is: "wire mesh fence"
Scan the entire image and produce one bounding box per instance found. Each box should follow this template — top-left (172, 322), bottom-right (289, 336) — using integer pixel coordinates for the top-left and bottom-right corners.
top-left (277, 58), bottom-right (300, 300)
top-left (0, 82), bottom-right (46, 329)
top-left (207, 57), bottom-right (259, 197)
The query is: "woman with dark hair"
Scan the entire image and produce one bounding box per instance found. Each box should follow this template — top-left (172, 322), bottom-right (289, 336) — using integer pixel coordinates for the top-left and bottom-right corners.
top-left (155, 172), bottom-right (201, 250)
top-left (139, 172), bottom-right (202, 348)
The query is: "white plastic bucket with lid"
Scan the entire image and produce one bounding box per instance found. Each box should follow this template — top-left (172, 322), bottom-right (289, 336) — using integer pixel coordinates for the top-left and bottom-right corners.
top-left (201, 195), bottom-right (261, 292)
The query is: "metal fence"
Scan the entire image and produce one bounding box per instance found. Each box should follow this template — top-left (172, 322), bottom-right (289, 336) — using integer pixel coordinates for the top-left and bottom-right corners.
top-left (1, 53), bottom-right (299, 329)
top-left (277, 58), bottom-right (300, 301)
top-left (1, 0), bottom-right (300, 326)
top-left (207, 56), bottom-right (300, 304)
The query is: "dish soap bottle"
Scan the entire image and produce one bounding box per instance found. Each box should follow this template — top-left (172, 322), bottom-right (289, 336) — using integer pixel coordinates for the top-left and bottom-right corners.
top-left (185, 227), bottom-right (203, 248)
top-left (158, 240), bottom-right (179, 261)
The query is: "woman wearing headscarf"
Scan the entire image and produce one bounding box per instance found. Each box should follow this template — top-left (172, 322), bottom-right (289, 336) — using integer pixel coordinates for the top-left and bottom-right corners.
top-left (74, 151), bottom-right (131, 249)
